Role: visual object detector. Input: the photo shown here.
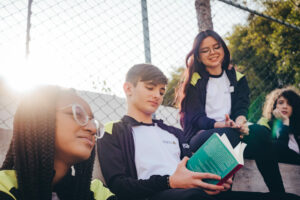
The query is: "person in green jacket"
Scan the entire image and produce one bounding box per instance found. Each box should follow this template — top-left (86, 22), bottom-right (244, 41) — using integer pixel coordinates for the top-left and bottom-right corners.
top-left (0, 85), bottom-right (115, 200)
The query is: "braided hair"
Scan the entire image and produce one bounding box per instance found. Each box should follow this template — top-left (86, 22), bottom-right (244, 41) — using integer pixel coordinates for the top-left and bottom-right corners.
top-left (1, 85), bottom-right (95, 200)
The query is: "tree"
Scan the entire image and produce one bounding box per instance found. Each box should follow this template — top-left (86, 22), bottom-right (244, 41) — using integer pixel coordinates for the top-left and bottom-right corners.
top-left (162, 0), bottom-right (213, 107)
top-left (195, 0), bottom-right (213, 31)
top-left (162, 67), bottom-right (184, 107)
top-left (227, 0), bottom-right (300, 121)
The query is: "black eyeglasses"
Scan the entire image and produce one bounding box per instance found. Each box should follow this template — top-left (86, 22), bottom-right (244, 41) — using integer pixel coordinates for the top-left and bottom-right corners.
top-left (199, 44), bottom-right (222, 54)
top-left (59, 103), bottom-right (104, 140)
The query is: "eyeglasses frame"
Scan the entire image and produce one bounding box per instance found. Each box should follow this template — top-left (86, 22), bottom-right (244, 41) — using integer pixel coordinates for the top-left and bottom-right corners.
top-left (59, 103), bottom-right (104, 140)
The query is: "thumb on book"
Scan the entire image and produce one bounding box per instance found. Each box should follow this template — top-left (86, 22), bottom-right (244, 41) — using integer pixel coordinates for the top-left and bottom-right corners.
top-left (180, 156), bottom-right (189, 166)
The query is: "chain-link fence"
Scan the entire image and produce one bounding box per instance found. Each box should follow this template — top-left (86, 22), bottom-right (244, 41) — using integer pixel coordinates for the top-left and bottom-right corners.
top-left (1, 0), bottom-right (299, 130)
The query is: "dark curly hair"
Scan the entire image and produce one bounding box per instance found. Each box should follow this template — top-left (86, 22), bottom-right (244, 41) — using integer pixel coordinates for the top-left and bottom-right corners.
top-left (1, 85), bottom-right (95, 200)
top-left (262, 86), bottom-right (300, 134)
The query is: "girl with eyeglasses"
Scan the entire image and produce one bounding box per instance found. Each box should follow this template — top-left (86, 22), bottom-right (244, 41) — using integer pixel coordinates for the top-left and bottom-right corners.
top-left (0, 85), bottom-right (114, 200)
top-left (176, 30), bottom-right (294, 197)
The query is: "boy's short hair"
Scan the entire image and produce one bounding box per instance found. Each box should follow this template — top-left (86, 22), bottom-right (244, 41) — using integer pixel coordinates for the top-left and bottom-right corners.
top-left (125, 63), bottom-right (168, 86)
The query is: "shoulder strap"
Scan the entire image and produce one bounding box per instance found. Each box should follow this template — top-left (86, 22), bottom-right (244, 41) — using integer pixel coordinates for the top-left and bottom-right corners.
top-left (0, 170), bottom-right (18, 200)
top-left (190, 72), bottom-right (201, 86)
top-left (104, 121), bottom-right (120, 135)
top-left (90, 179), bottom-right (114, 200)
top-left (257, 117), bottom-right (271, 129)
top-left (235, 71), bottom-right (245, 82)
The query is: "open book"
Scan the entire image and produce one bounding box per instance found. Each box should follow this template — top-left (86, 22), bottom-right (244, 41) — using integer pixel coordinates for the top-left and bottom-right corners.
top-left (186, 133), bottom-right (247, 185)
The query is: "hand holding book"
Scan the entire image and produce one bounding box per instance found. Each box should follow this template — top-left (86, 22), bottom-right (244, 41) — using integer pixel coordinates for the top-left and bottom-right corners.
top-left (169, 157), bottom-right (225, 192)
top-left (186, 133), bottom-right (247, 185)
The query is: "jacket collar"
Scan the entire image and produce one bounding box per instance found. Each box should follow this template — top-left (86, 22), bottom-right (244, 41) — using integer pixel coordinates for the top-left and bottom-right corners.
top-left (121, 115), bottom-right (164, 127)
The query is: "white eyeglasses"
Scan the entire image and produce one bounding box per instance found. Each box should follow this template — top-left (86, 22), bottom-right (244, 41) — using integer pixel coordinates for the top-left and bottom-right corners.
top-left (59, 104), bottom-right (104, 140)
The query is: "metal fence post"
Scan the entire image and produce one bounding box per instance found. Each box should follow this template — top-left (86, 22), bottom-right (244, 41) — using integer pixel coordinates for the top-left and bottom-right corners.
top-left (141, 0), bottom-right (151, 63)
top-left (26, 0), bottom-right (33, 59)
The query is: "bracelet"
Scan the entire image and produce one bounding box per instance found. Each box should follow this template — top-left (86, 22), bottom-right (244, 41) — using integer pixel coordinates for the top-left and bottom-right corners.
top-left (166, 175), bottom-right (171, 189)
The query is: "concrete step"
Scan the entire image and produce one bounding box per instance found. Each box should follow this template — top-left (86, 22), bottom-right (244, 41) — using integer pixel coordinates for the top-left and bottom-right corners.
top-left (232, 159), bottom-right (300, 195)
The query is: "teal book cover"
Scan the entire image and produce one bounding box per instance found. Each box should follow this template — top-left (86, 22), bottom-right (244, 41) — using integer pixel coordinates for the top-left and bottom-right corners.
top-left (186, 133), bottom-right (246, 185)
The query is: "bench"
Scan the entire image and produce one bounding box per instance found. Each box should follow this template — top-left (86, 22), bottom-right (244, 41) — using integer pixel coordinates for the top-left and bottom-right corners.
top-left (1, 128), bottom-right (299, 195)
top-left (232, 159), bottom-right (300, 195)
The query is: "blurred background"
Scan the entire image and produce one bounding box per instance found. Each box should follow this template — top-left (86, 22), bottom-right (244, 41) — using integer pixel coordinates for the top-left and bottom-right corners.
top-left (1, 0), bottom-right (299, 129)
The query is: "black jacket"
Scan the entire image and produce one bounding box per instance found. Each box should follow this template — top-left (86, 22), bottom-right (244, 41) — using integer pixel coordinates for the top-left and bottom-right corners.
top-left (181, 68), bottom-right (250, 142)
top-left (0, 170), bottom-right (114, 200)
top-left (258, 117), bottom-right (300, 149)
top-left (97, 115), bottom-right (191, 200)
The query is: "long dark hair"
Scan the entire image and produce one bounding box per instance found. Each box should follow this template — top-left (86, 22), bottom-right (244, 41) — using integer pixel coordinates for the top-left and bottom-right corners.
top-left (176, 30), bottom-right (230, 113)
top-left (1, 86), bottom-right (95, 200)
top-left (274, 88), bottom-right (300, 133)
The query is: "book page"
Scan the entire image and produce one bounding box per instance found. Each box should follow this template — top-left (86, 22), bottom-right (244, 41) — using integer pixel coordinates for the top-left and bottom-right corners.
top-left (220, 134), bottom-right (239, 161)
top-left (220, 134), bottom-right (246, 164)
top-left (233, 142), bottom-right (241, 157)
top-left (220, 134), bottom-right (232, 149)
top-left (234, 142), bottom-right (247, 164)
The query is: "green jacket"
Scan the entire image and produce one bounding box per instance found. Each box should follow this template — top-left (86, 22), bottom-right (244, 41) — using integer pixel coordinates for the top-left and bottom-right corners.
top-left (0, 170), bottom-right (114, 200)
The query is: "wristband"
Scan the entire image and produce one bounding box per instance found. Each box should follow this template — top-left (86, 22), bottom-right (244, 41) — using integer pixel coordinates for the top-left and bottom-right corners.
top-left (167, 175), bottom-right (171, 189)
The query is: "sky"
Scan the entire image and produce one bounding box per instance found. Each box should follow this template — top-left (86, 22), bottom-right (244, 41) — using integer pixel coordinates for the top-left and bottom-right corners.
top-left (0, 0), bottom-right (250, 97)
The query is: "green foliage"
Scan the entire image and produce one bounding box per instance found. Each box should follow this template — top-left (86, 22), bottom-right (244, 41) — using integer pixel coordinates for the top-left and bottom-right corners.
top-left (162, 67), bottom-right (184, 107)
top-left (248, 92), bottom-right (266, 123)
top-left (92, 79), bottom-right (111, 93)
top-left (227, 0), bottom-right (300, 120)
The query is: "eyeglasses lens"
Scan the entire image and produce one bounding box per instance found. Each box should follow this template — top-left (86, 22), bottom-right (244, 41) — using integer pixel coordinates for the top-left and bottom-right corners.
top-left (74, 105), bottom-right (88, 126)
top-left (72, 104), bottom-right (104, 139)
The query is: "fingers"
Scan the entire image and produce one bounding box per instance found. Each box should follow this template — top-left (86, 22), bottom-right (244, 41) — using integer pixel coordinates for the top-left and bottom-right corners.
top-left (226, 177), bottom-right (233, 184)
top-left (225, 114), bottom-right (230, 123)
top-left (193, 179), bottom-right (224, 191)
top-left (217, 177), bottom-right (233, 191)
top-left (193, 172), bottom-right (221, 181)
top-left (202, 182), bottom-right (224, 191)
top-left (272, 109), bottom-right (280, 118)
top-left (222, 182), bottom-right (231, 191)
top-left (191, 172), bottom-right (224, 190)
top-left (192, 174), bottom-right (224, 190)
top-left (273, 109), bottom-right (285, 119)
top-left (179, 156), bottom-right (189, 167)
top-left (230, 121), bottom-right (239, 128)
top-left (239, 123), bottom-right (249, 135)
top-left (228, 120), bottom-right (234, 127)
top-left (170, 157), bottom-right (191, 188)
top-left (235, 116), bottom-right (247, 127)
top-left (234, 116), bottom-right (249, 136)
top-left (225, 114), bottom-right (233, 127)
top-left (204, 189), bottom-right (221, 195)
top-left (225, 114), bottom-right (241, 129)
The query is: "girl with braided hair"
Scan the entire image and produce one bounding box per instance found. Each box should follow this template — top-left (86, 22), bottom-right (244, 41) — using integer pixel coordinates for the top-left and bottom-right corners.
top-left (0, 85), bottom-right (115, 200)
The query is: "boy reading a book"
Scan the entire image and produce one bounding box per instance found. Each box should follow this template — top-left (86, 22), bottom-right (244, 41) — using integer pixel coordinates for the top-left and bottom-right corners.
top-left (97, 64), bottom-right (269, 200)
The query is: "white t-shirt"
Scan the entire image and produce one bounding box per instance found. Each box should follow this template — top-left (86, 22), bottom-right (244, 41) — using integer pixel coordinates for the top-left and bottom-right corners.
top-left (288, 134), bottom-right (300, 154)
top-left (205, 71), bottom-right (232, 122)
top-left (132, 124), bottom-right (181, 179)
top-left (52, 192), bottom-right (59, 200)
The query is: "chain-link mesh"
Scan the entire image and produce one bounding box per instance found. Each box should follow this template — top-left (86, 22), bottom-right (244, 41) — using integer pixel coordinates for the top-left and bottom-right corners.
top-left (1, 0), bottom-right (299, 129)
